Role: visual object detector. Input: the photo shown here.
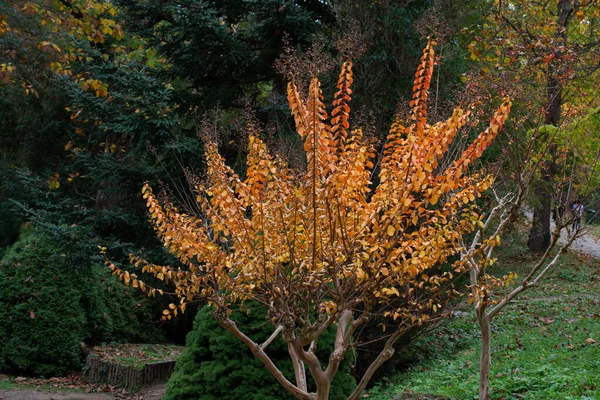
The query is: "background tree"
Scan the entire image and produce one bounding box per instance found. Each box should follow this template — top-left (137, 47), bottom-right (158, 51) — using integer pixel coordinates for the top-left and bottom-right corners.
top-left (466, 0), bottom-right (600, 251)
top-left (115, 0), bottom-right (333, 112)
top-left (0, 0), bottom-right (201, 351)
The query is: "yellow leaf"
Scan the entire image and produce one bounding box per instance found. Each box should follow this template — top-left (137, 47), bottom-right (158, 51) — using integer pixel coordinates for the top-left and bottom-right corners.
top-left (387, 225), bottom-right (395, 236)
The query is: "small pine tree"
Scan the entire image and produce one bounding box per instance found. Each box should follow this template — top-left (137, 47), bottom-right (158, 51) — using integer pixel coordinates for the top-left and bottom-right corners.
top-left (166, 304), bottom-right (355, 400)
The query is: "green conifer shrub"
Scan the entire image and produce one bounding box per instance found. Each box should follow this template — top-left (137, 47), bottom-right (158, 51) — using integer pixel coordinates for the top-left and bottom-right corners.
top-left (165, 304), bottom-right (355, 400)
top-left (0, 230), bottom-right (163, 376)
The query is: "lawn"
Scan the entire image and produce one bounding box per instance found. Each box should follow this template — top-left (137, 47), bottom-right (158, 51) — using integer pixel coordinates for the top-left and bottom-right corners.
top-left (364, 238), bottom-right (600, 400)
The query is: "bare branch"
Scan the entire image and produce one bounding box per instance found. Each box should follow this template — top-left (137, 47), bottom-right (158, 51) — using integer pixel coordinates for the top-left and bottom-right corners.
top-left (488, 229), bottom-right (576, 319)
top-left (261, 325), bottom-right (284, 350)
top-left (218, 316), bottom-right (314, 400)
top-left (346, 324), bottom-right (414, 400)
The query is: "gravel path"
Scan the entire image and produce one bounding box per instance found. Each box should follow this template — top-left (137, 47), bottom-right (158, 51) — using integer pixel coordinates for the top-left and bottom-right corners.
top-left (561, 226), bottom-right (600, 259)
top-left (523, 208), bottom-right (600, 259)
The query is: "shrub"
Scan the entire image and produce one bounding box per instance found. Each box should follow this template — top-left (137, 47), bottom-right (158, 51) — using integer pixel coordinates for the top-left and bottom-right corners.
top-left (0, 232), bottom-right (85, 375)
top-left (165, 304), bottom-right (355, 400)
top-left (0, 229), bottom-right (163, 376)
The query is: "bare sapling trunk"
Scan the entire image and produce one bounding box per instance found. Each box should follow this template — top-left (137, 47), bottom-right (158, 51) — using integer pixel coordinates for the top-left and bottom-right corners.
top-left (477, 303), bottom-right (491, 400)
top-left (466, 181), bottom-right (581, 400)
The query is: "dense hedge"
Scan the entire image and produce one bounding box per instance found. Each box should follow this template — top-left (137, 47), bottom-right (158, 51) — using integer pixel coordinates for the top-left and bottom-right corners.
top-left (0, 230), bottom-right (162, 376)
top-left (165, 305), bottom-right (356, 400)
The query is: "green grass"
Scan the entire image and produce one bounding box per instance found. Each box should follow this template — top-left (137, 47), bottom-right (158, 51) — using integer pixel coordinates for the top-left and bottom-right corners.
top-left (364, 239), bottom-right (600, 400)
top-left (0, 380), bottom-right (18, 390)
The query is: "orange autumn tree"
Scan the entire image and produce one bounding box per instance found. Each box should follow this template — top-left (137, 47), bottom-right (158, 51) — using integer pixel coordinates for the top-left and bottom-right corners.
top-left (109, 40), bottom-right (511, 400)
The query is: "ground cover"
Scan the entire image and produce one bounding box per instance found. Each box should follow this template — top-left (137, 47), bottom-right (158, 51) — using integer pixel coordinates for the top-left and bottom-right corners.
top-left (0, 373), bottom-right (126, 396)
top-left (89, 344), bottom-right (184, 370)
top-left (364, 237), bottom-right (600, 400)
top-left (0, 343), bottom-right (184, 399)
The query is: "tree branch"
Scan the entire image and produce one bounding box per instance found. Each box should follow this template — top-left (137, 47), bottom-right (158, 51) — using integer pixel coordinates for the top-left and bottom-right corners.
top-left (488, 229), bottom-right (576, 319)
top-left (261, 325), bottom-right (284, 350)
top-left (346, 324), bottom-right (413, 400)
top-left (217, 316), bottom-right (314, 400)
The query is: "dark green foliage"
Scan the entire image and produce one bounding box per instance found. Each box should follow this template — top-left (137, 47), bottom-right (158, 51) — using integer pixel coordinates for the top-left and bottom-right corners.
top-left (0, 231), bottom-right (85, 376)
top-left (115, 0), bottom-right (331, 111)
top-left (0, 230), bottom-right (163, 376)
top-left (165, 305), bottom-right (356, 400)
top-left (0, 170), bottom-right (23, 253)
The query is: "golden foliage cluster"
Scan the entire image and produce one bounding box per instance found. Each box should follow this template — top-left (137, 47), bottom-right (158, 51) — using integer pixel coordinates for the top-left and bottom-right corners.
top-left (109, 39), bottom-right (511, 325)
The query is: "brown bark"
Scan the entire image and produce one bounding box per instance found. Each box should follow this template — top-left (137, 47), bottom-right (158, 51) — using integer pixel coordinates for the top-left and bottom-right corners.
top-left (218, 317), bottom-right (315, 400)
top-left (527, 188), bottom-right (552, 251)
top-left (315, 380), bottom-right (331, 400)
top-left (477, 306), bottom-right (491, 400)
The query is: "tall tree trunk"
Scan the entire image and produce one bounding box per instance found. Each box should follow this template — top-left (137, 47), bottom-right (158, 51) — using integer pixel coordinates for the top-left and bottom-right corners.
top-left (528, 0), bottom-right (571, 251)
top-left (477, 306), bottom-right (492, 400)
top-left (527, 187), bottom-right (552, 251)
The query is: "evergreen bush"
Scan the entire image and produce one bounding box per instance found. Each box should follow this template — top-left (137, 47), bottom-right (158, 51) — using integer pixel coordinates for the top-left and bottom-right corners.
top-left (165, 305), bottom-right (355, 400)
top-left (0, 229), bottom-right (162, 376)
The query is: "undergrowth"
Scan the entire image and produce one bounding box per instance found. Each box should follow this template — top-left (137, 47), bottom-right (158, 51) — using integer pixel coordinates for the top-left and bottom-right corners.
top-left (364, 239), bottom-right (600, 400)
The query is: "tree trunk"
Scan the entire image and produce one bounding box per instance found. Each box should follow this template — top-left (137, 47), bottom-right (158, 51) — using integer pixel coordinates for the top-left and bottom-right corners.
top-left (315, 380), bottom-right (331, 400)
top-left (527, 191), bottom-right (552, 251)
top-left (477, 307), bottom-right (492, 400)
top-left (288, 343), bottom-right (308, 392)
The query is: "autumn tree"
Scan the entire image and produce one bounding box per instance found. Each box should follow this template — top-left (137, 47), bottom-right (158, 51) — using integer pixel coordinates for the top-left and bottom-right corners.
top-left (467, 0), bottom-right (600, 251)
top-left (110, 40), bottom-right (511, 400)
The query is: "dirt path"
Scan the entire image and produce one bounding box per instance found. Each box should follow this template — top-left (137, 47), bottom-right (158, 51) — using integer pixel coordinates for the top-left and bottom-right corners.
top-left (0, 383), bottom-right (166, 400)
top-left (134, 383), bottom-right (165, 400)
